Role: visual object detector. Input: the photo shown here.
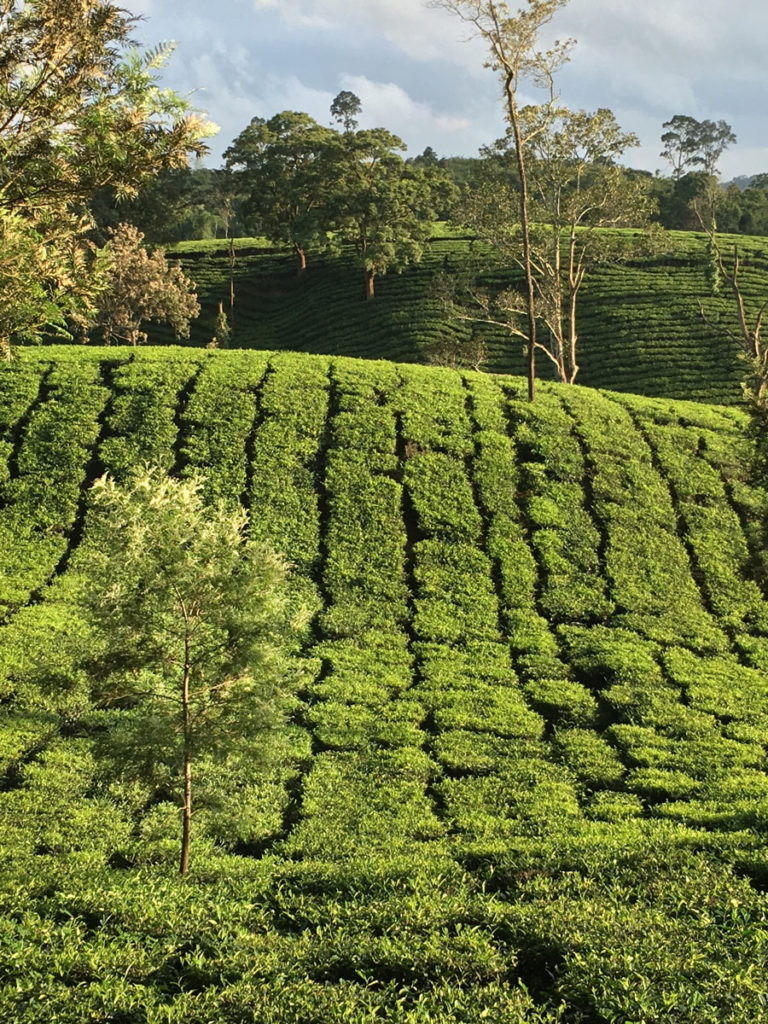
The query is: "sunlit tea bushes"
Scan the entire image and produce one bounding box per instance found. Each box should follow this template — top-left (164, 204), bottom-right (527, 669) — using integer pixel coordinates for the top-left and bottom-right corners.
top-left (2, 347), bottom-right (768, 1022)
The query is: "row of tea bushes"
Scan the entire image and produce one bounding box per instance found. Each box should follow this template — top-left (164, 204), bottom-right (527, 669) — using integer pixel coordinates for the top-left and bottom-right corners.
top-left (510, 388), bottom-right (614, 624)
top-left (463, 374), bottom-right (571, 683)
top-left (99, 354), bottom-right (204, 481)
top-left (284, 359), bottom-right (444, 862)
top-left (247, 354), bottom-right (330, 579)
top-left (179, 350), bottom-right (270, 506)
top-left (619, 394), bottom-right (768, 640)
top-left (0, 361), bottom-right (111, 616)
top-left (561, 387), bottom-right (729, 653)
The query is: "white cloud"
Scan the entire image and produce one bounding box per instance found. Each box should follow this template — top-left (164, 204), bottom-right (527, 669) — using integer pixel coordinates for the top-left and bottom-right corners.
top-left (248, 0), bottom-right (488, 69)
top-left (339, 75), bottom-right (470, 147)
top-left (127, 0), bottom-right (768, 174)
top-left (126, 0), bottom-right (153, 14)
top-left (194, 63), bottom-right (490, 163)
top-left (182, 56), bottom-right (338, 158)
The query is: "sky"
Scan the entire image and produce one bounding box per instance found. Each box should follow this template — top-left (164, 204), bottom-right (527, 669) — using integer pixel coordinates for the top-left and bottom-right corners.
top-left (129, 0), bottom-right (768, 180)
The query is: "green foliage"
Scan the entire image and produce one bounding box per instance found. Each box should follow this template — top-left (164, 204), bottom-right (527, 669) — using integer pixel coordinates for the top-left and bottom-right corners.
top-left (0, 209), bottom-right (100, 353)
top-left (0, 0), bottom-right (213, 351)
top-left (94, 223), bottom-right (200, 345)
top-left (78, 467), bottom-right (302, 872)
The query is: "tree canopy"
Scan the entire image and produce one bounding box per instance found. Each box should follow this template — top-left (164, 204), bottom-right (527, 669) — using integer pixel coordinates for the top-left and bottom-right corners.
top-left (93, 223), bottom-right (200, 346)
top-left (660, 115), bottom-right (737, 179)
top-left (0, 0), bottom-right (214, 355)
top-left (225, 111), bottom-right (335, 273)
top-left (330, 127), bottom-right (454, 300)
top-left (81, 467), bottom-right (301, 874)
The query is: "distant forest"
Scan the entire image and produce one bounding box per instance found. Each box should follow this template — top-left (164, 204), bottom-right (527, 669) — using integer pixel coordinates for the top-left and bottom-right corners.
top-left (90, 120), bottom-right (768, 246)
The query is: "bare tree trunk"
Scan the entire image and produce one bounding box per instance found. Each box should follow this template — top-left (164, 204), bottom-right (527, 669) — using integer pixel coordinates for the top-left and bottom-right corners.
top-left (365, 268), bottom-right (375, 301)
top-left (294, 242), bottom-right (307, 276)
top-left (566, 236), bottom-right (580, 384)
top-left (566, 295), bottom-right (579, 384)
top-left (228, 236), bottom-right (235, 330)
top-left (507, 77), bottom-right (537, 402)
top-left (179, 636), bottom-right (192, 876)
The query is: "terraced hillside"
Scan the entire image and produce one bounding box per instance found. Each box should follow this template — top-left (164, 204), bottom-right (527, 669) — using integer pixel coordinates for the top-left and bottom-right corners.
top-left (148, 228), bottom-right (768, 405)
top-left (2, 347), bottom-right (768, 1022)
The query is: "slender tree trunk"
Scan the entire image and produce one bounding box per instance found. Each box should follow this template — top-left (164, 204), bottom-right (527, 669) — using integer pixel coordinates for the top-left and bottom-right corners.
top-left (566, 294), bottom-right (579, 384)
top-left (228, 236), bottom-right (236, 329)
top-left (179, 637), bottom-right (192, 876)
top-left (365, 268), bottom-right (375, 301)
top-left (180, 749), bottom-right (191, 876)
top-left (507, 77), bottom-right (537, 402)
top-left (567, 233), bottom-right (579, 384)
top-left (294, 242), bottom-right (307, 276)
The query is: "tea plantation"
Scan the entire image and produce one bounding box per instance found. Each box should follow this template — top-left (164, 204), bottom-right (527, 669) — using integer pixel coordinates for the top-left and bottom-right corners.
top-left (2, 346), bottom-right (768, 1022)
top-left (150, 227), bottom-right (768, 406)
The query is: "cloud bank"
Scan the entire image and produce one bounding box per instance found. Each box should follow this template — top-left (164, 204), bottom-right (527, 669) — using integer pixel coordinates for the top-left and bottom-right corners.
top-left (134, 0), bottom-right (768, 178)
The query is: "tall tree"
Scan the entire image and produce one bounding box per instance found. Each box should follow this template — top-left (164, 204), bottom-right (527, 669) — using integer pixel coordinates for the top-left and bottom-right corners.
top-left (521, 106), bottom-right (655, 382)
top-left (329, 127), bottom-right (452, 300)
top-left (224, 111), bottom-right (335, 274)
top-left (448, 107), bottom-right (657, 384)
top-left (660, 115), bottom-right (736, 179)
top-left (430, 0), bottom-right (573, 401)
top-left (330, 90), bottom-right (362, 132)
top-left (0, 0), bottom-right (213, 355)
top-left (660, 115), bottom-right (707, 180)
top-left (81, 468), bottom-right (300, 875)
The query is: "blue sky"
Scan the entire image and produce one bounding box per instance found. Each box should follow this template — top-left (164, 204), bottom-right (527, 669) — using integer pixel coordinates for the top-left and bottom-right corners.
top-left (131, 0), bottom-right (768, 179)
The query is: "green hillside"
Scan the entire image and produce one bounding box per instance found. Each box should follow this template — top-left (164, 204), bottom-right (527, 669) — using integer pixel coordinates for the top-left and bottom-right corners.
top-left (144, 227), bottom-right (768, 406)
top-left (2, 348), bottom-right (768, 1021)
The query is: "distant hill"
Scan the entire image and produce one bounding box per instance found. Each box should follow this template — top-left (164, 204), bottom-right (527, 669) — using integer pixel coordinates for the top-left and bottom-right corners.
top-left (2, 348), bottom-right (768, 1019)
top-left (727, 174), bottom-right (759, 191)
top-left (137, 225), bottom-right (768, 405)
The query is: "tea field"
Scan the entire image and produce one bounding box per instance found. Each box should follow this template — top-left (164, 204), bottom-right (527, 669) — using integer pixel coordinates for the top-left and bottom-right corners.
top-left (2, 347), bottom-right (768, 1022)
top-left (147, 227), bottom-right (768, 406)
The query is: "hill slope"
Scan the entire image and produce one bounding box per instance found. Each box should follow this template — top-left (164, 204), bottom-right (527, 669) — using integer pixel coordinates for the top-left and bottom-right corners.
top-left (2, 348), bottom-right (768, 1021)
top-left (146, 228), bottom-right (768, 405)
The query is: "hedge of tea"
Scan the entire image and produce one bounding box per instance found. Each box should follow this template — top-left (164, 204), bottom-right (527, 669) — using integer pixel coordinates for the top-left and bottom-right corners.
top-left (1, 347), bottom-right (768, 1022)
top-left (132, 227), bottom-right (768, 406)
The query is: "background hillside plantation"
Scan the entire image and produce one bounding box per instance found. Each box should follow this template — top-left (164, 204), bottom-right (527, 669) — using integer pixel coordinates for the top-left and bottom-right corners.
top-left (2, 348), bottom-right (768, 1020)
top-left (142, 227), bottom-right (768, 406)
